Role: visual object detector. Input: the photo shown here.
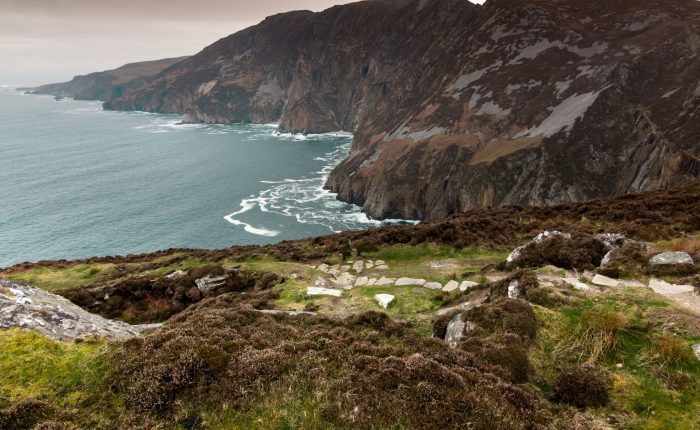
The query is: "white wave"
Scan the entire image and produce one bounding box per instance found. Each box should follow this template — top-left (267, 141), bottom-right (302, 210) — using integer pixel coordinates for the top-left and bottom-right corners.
top-left (223, 132), bottom-right (417, 236)
top-left (223, 199), bottom-right (280, 237)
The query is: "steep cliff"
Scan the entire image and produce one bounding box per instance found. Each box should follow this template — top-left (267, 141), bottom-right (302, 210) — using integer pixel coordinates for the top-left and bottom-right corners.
top-left (31, 56), bottom-right (189, 101)
top-left (104, 0), bottom-right (700, 219)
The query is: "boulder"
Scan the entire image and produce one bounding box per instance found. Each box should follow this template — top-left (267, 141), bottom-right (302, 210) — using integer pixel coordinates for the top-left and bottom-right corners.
top-left (424, 282), bottom-right (442, 290)
top-left (306, 287), bottom-right (342, 297)
top-left (444, 314), bottom-right (465, 347)
top-left (591, 274), bottom-right (620, 288)
top-left (395, 278), bottom-right (426, 286)
top-left (442, 280), bottom-right (460, 292)
top-left (649, 252), bottom-right (694, 266)
top-left (0, 279), bottom-right (157, 341)
top-left (195, 274), bottom-right (228, 292)
top-left (374, 294), bottom-right (394, 309)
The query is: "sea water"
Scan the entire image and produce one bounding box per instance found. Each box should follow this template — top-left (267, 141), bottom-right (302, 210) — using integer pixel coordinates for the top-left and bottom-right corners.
top-left (0, 88), bottom-right (394, 267)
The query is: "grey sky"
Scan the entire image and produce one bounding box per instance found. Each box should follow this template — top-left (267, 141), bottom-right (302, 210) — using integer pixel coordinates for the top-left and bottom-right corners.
top-left (0, 0), bottom-right (485, 86)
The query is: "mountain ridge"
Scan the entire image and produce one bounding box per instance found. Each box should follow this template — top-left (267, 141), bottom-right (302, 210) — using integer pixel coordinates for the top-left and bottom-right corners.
top-left (92, 0), bottom-right (700, 219)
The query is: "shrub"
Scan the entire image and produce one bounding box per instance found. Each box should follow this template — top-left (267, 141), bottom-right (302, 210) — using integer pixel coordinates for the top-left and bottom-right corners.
top-left (645, 334), bottom-right (696, 367)
top-left (579, 307), bottom-right (625, 361)
top-left (0, 398), bottom-right (52, 430)
top-left (514, 235), bottom-right (607, 270)
top-left (553, 365), bottom-right (611, 408)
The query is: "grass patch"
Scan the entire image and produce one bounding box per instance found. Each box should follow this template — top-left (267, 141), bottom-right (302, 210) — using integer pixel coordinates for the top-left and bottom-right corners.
top-left (361, 243), bottom-right (508, 263)
top-left (7, 263), bottom-right (113, 291)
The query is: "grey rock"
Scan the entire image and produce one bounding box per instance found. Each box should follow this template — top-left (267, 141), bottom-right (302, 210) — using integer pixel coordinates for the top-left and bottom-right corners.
top-left (442, 280), bottom-right (460, 292)
top-left (591, 274), bottom-right (620, 287)
top-left (444, 314), bottom-right (465, 347)
top-left (424, 281), bottom-right (443, 290)
top-left (649, 252), bottom-right (694, 266)
top-left (354, 276), bottom-right (369, 287)
top-left (507, 280), bottom-right (520, 299)
top-left (562, 277), bottom-right (594, 291)
top-left (648, 279), bottom-right (695, 295)
top-left (595, 233), bottom-right (627, 248)
top-left (395, 277), bottom-right (426, 286)
top-left (375, 277), bottom-right (395, 286)
top-left (0, 278), bottom-right (158, 341)
top-left (195, 274), bottom-right (228, 292)
top-left (306, 287), bottom-right (342, 297)
top-left (459, 281), bottom-right (479, 292)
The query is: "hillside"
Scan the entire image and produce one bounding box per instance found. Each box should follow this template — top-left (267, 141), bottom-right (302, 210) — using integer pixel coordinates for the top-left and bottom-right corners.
top-left (30, 56), bottom-right (189, 101)
top-left (101, 0), bottom-right (700, 219)
top-left (1, 186), bottom-right (699, 429)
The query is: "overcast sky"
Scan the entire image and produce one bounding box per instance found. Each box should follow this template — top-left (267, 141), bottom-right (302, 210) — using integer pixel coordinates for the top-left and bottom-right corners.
top-left (0, 0), bottom-right (485, 86)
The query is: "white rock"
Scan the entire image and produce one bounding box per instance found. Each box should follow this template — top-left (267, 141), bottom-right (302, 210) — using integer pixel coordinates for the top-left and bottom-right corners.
top-left (591, 274), bottom-right (620, 287)
top-left (354, 276), bottom-right (369, 287)
top-left (375, 277), bottom-right (395, 286)
top-left (328, 266), bottom-right (341, 277)
top-left (395, 278), bottom-right (426, 286)
top-left (444, 314), bottom-right (465, 347)
top-left (314, 277), bottom-right (327, 287)
top-left (365, 262), bottom-right (374, 269)
top-left (648, 279), bottom-right (695, 295)
top-left (600, 250), bottom-right (614, 267)
top-left (341, 265), bottom-right (351, 272)
top-left (307, 287), bottom-right (342, 297)
top-left (459, 281), bottom-right (479, 292)
top-left (442, 280), bottom-right (460, 292)
top-left (562, 277), bottom-right (593, 291)
top-left (367, 278), bottom-right (378, 286)
top-left (507, 280), bottom-right (520, 298)
top-left (424, 282), bottom-right (443, 290)
top-left (375, 264), bottom-right (389, 270)
top-left (649, 252), bottom-right (694, 266)
top-left (375, 294), bottom-right (394, 309)
top-left (317, 264), bottom-right (330, 273)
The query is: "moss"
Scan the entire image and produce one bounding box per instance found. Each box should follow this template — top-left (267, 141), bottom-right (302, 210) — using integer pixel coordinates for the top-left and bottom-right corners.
top-left (7, 263), bottom-right (114, 291)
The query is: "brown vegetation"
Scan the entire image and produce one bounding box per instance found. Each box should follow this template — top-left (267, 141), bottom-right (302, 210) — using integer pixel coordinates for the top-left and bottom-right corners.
top-left (553, 365), bottom-right (611, 409)
top-left (109, 293), bottom-right (579, 429)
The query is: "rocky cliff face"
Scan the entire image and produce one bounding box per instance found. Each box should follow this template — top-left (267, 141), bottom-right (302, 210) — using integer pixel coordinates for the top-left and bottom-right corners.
top-left (32, 56), bottom-right (189, 101)
top-left (104, 0), bottom-right (700, 220)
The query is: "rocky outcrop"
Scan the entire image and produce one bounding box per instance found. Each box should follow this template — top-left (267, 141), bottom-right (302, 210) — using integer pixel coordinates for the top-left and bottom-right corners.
top-left (100, 0), bottom-right (700, 220)
top-left (0, 278), bottom-right (156, 340)
top-left (31, 56), bottom-right (189, 101)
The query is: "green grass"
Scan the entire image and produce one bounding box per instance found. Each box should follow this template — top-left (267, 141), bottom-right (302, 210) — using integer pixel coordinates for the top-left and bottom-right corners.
top-left (7, 263), bottom-right (114, 291)
top-left (361, 244), bottom-right (508, 263)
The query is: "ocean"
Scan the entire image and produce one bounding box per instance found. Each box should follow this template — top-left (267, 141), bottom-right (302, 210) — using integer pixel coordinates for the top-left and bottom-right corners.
top-left (0, 87), bottom-right (391, 267)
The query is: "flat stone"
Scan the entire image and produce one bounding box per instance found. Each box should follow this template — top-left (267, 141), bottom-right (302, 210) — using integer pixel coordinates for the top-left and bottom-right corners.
top-left (591, 274), bottom-right (620, 288)
top-left (314, 277), bottom-right (327, 287)
top-left (395, 277), bottom-right (426, 286)
top-left (165, 270), bottom-right (186, 279)
top-left (331, 272), bottom-right (356, 288)
top-left (649, 252), bottom-right (694, 266)
top-left (328, 266), bottom-right (341, 277)
top-left (352, 261), bottom-right (364, 273)
top-left (424, 282), bottom-right (443, 290)
top-left (375, 264), bottom-right (389, 270)
top-left (442, 280), bottom-right (460, 292)
top-left (317, 264), bottom-right (330, 273)
top-left (648, 279), bottom-right (695, 295)
top-left (307, 287), bottom-right (342, 297)
top-left (365, 262), bottom-right (374, 269)
top-left (354, 276), bottom-right (369, 287)
top-left (375, 277), bottom-right (395, 286)
top-left (459, 281), bottom-right (479, 292)
top-left (375, 260), bottom-right (386, 266)
top-left (429, 261), bottom-right (460, 270)
top-left (341, 265), bottom-right (351, 272)
top-left (367, 278), bottom-right (378, 286)
top-left (375, 294), bottom-right (394, 309)
top-left (0, 279), bottom-right (157, 341)
top-left (562, 277), bottom-right (593, 291)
